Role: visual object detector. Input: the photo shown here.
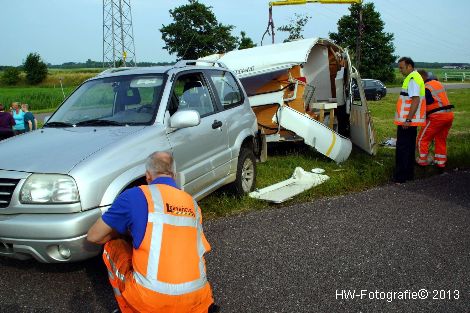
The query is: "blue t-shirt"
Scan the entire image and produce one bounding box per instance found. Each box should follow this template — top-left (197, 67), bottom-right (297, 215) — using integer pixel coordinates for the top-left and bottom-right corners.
top-left (23, 112), bottom-right (36, 131)
top-left (102, 177), bottom-right (179, 249)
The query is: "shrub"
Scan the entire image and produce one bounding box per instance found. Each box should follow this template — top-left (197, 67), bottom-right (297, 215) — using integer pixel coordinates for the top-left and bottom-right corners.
top-left (23, 53), bottom-right (48, 85)
top-left (1, 67), bottom-right (21, 85)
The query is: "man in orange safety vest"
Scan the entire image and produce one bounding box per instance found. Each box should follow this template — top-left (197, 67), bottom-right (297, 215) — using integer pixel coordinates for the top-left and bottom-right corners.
top-left (393, 57), bottom-right (426, 183)
top-left (416, 70), bottom-right (454, 168)
top-left (87, 151), bottom-right (219, 313)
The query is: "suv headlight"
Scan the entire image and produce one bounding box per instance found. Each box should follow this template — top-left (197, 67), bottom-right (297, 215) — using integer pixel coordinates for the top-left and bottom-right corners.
top-left (20, 174), bottom-right (80, 204)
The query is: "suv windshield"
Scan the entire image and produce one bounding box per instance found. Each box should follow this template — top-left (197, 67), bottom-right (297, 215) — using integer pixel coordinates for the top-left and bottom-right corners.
top-left (46, 74), bottom-right (164, 127)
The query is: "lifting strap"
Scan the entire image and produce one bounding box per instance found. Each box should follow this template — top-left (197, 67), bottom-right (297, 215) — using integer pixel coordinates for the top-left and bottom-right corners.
top-left (261, 6), bottom-right (276, 45)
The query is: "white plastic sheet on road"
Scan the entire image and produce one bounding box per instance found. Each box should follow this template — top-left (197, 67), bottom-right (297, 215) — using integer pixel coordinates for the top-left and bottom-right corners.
top-left (249, 167), bottom-right (329, 203)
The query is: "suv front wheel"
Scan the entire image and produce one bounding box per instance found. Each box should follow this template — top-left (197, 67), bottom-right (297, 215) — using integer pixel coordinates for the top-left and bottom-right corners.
top-left (231, 147), bottom-right (256, 196)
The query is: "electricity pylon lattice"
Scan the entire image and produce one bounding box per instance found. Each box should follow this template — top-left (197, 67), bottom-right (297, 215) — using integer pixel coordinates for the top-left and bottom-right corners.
top-left (103, 0), bottom-right (137, 67)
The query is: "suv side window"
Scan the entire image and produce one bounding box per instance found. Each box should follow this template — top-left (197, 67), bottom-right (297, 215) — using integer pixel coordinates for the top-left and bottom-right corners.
top-left (169, 72), bottom-right (216, 117)
top-left (208, 71), bottom-right (243, 109)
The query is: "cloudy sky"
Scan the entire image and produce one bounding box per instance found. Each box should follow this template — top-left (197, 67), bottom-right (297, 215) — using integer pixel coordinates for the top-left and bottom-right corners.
top-left (1, 0), bottom-right (469, 66)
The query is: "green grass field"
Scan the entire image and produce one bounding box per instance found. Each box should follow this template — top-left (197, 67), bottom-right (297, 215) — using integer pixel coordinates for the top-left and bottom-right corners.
top-left (0, 68), bottom-right (96, 91)
top-left (0, 87), bottom-right (75, 112)
top-left (421, 68), bottom-right (470, 81)
top-left (0, 69), bottom-right (97, 111)
top-left (388, 68), bottom-right (470, 87)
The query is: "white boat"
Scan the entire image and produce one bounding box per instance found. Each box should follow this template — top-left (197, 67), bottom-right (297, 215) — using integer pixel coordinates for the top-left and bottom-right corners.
top-left (201, 37), bottom-right (377, 162)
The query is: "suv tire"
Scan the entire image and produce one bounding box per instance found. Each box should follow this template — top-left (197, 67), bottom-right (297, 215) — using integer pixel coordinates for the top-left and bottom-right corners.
top-left (374, 92), bottom-right (382, 101)
top-left (231, 147), bottom-right (256, 196)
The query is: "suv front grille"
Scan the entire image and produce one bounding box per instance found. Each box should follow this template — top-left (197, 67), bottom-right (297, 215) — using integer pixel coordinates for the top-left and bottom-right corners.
top-left (0, 178), bottom-right (19, 208)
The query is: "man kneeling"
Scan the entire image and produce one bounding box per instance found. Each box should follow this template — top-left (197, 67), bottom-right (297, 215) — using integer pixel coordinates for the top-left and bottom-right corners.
top-left (87, 151), bottom-right (217, 313)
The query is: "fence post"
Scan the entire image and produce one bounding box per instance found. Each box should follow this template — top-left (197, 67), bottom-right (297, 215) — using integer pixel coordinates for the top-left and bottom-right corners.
top-left (463, 73), bottom-right (466, 82)
top-left (444, 73), bottom-right (448, 82)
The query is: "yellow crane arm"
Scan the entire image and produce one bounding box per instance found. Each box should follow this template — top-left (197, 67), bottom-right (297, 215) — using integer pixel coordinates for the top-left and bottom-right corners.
top-left (270, 0), bottom-right (361, 6)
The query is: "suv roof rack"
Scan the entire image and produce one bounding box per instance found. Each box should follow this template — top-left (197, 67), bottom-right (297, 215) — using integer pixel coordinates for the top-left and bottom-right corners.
top-left (174, 60), bottom-right (228, 69)
top-left (97, 67), bottom-right (135, 77)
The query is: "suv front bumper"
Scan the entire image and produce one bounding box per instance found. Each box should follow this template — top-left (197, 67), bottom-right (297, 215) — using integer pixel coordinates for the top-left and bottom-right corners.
top-left (0, 208), bottom-right (103, 263)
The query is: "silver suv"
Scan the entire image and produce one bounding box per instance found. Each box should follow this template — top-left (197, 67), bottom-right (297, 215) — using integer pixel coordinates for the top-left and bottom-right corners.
top-left (0, 61), bottom-right (261, 262)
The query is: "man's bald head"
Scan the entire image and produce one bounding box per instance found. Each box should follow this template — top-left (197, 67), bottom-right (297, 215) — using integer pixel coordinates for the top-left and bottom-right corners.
top-left (145, 151), bottom-right (175, 182)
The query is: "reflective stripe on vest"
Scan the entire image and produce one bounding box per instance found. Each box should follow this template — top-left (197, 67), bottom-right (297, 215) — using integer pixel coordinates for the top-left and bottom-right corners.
top-left (104, 249), bottom-right (126, 282)
top-left (395, 71), bottom-right (426, 126)
top-left (425, 80), bottom-right (453, 115)
top-left (133, 184), bottom-right (207, 296)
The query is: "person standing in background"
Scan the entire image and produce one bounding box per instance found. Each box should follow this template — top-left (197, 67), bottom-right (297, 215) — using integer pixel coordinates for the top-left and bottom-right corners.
top-left (11, 102), bottom-right (25, 135)
top-left (416, 70), bottom-right (454, 168)
top-left (393, 57), bottom-right (426, 183)
top-left (21, 103), bottom-right (37, 132)
top-left (0, 104), bottom-right (16, 140)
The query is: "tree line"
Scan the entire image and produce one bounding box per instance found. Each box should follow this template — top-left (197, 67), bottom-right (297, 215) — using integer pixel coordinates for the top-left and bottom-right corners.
top-left (49, 60), bottom-right (175, 69)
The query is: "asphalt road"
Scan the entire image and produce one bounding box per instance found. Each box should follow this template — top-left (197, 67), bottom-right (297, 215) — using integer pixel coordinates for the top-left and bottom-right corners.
top-left (1, 170), bottom-right (469, 313)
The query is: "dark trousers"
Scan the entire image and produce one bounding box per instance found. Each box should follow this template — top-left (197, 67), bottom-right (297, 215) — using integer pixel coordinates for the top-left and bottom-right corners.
top-left (394, 125), bottom-right (417, 183)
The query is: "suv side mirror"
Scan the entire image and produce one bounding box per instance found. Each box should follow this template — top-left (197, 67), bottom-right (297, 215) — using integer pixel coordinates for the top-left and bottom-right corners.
top-left (169, 110), bottom-right (200, 129)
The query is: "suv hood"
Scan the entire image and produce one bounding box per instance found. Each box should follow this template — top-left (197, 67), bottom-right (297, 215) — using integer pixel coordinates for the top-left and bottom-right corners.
top-left (0, 127), bottom-right (144, 173)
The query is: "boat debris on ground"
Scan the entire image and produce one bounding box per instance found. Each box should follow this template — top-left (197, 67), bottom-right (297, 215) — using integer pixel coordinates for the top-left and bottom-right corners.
top-left (249, 167), bottom-right (329, 203)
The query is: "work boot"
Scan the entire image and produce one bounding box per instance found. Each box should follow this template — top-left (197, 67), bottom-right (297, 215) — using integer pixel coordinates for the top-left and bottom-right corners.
top-left (208, 303), bottom-right (221, 313)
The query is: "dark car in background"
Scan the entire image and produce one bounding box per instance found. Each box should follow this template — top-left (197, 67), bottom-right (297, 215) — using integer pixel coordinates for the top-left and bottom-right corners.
top-left (353, 79), bottom-right (387, 101)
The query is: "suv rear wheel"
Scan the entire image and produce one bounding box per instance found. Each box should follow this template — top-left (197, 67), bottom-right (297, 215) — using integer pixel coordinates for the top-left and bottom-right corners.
top-left (231, 147), bottom-right (256, 196)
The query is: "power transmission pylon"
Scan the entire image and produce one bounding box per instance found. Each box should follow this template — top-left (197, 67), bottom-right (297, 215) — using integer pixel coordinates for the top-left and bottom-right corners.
top-left (102, 0), bottom-right (137, 68)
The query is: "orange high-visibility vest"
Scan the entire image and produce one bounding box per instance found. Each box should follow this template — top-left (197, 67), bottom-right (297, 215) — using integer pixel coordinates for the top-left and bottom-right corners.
top-left (424, 80), bottom-right (454, 115)
top-left (394, 71), bottom-right (426, 126)
top-left (126, 184), bottom-right (212, 311)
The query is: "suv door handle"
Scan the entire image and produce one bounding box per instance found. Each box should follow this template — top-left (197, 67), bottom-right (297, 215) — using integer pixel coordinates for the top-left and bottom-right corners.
top-left (212, 120), bottom-right (223, 129)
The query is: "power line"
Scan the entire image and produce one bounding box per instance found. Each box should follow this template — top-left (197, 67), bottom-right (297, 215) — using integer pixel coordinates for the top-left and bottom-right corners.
top-left (103, 0), bottom-right (137, 67)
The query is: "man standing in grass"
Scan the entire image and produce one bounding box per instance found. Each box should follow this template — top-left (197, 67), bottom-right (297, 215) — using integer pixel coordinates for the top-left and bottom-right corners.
top-left (21, 103), bottom-right (37, 132)
top-left (393, 57), bottom-right (426, 183)
top-left (416, 70), bottom-right (454, 169)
